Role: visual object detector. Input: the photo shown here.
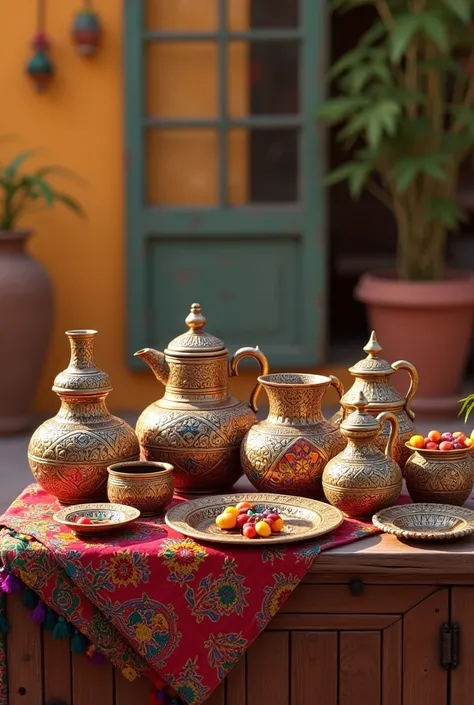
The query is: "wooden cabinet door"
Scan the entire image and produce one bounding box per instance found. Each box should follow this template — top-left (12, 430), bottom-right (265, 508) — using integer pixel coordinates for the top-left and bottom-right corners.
top-left (207, 585), bottom-right (449, 705)
top-left (451, 587), bottom-right (474, 705)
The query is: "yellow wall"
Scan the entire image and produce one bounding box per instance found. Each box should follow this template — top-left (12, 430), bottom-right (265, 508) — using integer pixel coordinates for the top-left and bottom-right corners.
top-left (0, 0), bottom-right (344, 415)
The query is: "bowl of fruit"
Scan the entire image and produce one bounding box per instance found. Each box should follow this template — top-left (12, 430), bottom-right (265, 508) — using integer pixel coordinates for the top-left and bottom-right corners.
top-left (165, 493), bottom-right (343, 545)
top-left (53, 503), bottom-right (141, 536)
top-left (404, 431), bottom-right (474, 506)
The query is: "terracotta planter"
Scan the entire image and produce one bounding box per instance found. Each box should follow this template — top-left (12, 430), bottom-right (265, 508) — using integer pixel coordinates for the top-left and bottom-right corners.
top-left (355, 270), bottom-right (474, 416)
top-left (0, 231), bottom-right (53, 433)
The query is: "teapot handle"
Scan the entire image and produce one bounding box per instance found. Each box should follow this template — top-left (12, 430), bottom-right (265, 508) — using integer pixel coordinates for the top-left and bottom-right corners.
top-left (376, 411), bottom-right (399, 459)
top-left (229, 346), bottom-right (269, 413)
top-left (391, 360), bottom-right (418, 422)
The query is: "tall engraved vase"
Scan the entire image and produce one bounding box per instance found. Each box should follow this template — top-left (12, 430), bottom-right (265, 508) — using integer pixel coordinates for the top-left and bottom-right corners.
top-left (28, 330), bottom-right (140, 504)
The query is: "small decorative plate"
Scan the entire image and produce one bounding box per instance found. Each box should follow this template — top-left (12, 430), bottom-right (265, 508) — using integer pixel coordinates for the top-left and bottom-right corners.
top-left (165, 493), bottom-right (344, 545)
top-left (53, 503), bottom-right (141, 536)
top-left (372, 503), bottom-right (474, 541)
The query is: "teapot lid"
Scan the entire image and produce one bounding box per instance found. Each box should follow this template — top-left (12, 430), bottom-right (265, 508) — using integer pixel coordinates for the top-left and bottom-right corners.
top-left (165, 304), bottom-right (227, 356)
top-left (341, 391), bottom-right (380, 431)
top-left (349, 331), bottom-right (394, 376)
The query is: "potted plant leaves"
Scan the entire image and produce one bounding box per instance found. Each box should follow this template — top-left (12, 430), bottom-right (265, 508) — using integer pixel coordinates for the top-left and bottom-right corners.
top-left (0, 148), bottom-right (82, 432)
top-left (319, 0), bottom-right (474, 414)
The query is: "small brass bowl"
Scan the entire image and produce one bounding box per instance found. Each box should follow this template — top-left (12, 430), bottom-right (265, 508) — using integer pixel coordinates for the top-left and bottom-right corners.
top-left (107, 461), bottom-right (174, 516)
top-left (404, 443), bottom-right (474, 506)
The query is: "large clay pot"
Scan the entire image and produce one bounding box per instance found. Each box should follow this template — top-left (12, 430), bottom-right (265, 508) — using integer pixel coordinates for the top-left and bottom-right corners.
top-left (0, 231), bottom-right (53, 433)
top-left (355, 270), bottom-right (474, 416)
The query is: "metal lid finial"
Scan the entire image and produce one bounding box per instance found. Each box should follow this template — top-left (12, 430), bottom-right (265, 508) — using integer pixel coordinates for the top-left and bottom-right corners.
top-left (185, 303), bottom-right (206, 332)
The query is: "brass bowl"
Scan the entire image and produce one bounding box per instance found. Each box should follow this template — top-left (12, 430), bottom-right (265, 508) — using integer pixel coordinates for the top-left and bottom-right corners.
top-left (404, 443), bottom-right (474, 506)
top-left (107, 461), bottom-right (174, 516)
top-left (53, 503), bottom-right (140, 536)
top-left (373, 503), bottom-right (474, 541)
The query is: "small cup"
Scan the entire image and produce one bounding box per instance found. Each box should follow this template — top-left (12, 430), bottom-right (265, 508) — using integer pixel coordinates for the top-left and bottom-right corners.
top-left (107, 461), bottom-right (174, 516)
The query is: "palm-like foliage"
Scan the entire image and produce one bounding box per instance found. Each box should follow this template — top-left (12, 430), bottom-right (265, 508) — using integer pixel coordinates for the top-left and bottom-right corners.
top-left (0, 149), bottom-right (83, 230)
top-left (318, 0), bottom-right (474, 281)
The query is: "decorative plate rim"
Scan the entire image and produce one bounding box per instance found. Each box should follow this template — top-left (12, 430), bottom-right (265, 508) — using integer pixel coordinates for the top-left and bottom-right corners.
top-left (53, 502), bottom-right (141, 533)
top-left (165, 493), bottom-right (344, 545)
top-left (372, 503), bottom-right (474, 541)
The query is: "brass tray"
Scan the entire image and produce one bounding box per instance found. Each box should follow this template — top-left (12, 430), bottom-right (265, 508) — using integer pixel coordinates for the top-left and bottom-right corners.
top-left (165, 493), bottom-right (344, 545)
top-left (54, 503), bottom-right (141, 536)
top-left (372, 503), bottom-right (474, 541)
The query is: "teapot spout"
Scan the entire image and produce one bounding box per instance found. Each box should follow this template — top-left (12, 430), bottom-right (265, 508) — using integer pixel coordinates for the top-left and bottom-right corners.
top-left (134, 348), bottom-right (169, 385)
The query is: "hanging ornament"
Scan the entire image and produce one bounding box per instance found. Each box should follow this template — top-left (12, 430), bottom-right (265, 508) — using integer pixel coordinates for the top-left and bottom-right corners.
top-left (72, 0), bottom-right (102, 56)
top-left (26, 0), bottom-right (54, 92)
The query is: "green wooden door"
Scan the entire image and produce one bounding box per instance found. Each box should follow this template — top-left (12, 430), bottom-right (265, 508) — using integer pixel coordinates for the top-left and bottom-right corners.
top-left (125, 0), bottom-right (326, 367)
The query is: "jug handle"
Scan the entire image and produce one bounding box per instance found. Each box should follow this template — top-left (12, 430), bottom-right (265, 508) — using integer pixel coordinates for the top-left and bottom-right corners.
top-left (328, 375), bottom-right (344, 413)
top-left (229, 347), bottom-right (269, 413)
top-left (376, 411), bottom-right (399, 459)
top-left (391, 360), bottom-right (418, 422)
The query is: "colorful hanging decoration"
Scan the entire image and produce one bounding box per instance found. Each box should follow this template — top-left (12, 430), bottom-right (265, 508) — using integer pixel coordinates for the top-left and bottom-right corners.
top-left (72, 1), bottom-right (102, 56)
top-left (26, 0), bottom-right (54, 92)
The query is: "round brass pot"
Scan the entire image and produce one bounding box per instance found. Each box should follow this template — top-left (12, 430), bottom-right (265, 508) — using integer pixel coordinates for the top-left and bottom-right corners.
top-left (107, 461), bottom-right (174, 516)
top-left (404, 444), bottom-right (474, 506)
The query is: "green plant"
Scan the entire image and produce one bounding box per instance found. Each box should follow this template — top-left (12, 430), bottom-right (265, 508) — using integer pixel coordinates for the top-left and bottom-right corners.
top-left (459, 392), bottom-right (474, 421)
top-left (0, 149), bottom-right (83, 230)
top-left (318, 0), bottom-right (474, 281)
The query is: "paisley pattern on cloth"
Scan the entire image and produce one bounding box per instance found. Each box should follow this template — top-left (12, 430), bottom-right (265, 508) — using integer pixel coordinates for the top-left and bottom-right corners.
top-left (0, 484), bottom-right (380, 705)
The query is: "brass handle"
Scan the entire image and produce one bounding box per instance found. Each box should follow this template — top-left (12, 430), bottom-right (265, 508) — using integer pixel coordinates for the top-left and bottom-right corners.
top-left (229, 346), bottom-right (269, 413)
top-left (392, 360), bottom-right (418, 422)
top-left (376, 411), bottom-right (399, 459)
top-left (325, 375), bottom-right (344, 422)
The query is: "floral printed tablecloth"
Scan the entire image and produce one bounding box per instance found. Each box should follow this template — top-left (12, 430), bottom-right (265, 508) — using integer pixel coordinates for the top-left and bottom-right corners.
top-left (0, 484), bottom-right (380, 705)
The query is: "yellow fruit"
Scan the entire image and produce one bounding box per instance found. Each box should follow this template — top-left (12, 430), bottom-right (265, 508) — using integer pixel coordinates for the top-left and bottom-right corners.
top-left (223, 506), bottom-right (239, 516)
top-left (409, 434), bottom-right (425, 449)
top-left (255, 520), bottom-right (271, 537)
top-left (216, 513), bottom-right (237, 530)
top-left (471, 430), bottom-right (474, 440)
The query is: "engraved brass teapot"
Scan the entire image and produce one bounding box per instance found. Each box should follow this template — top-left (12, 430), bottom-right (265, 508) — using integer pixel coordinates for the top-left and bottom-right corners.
top-left (135, 303), bottom-right (269, 494)
top-left (333, 332), bottom-right (418, 467)
top-left (323, 391), bottom-right (402, 518)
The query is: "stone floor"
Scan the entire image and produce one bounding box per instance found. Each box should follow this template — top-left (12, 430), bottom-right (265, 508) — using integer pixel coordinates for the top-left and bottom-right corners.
top-left (0, 409), bottom-right (470, 515)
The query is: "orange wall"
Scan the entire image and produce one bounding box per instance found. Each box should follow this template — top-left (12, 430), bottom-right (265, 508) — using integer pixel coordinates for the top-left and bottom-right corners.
top-left (0, 1), bottom-right (345, 415)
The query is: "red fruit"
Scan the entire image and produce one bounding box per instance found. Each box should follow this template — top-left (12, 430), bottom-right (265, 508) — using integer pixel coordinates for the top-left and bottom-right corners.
top-left (267, 513), bottom-right (280, 523)
top-left (453, 432), bottom-right (466, 442)
top-left (454, 443), bottom-right (464, 450)
top-left (243, 523), bottom-right (257, 538)
top-left (238, 507), bottom-right (249, 515)
top-left (440, 441), bottom-right (454, 451)
top-left (441, 432), bottom-right (453, 442)
top-left (423, 437), bottom-right (430, 447)
top-left (426, 442), bottom-right (439, 450)
top-left (428, 430), bottom-right (441, 442)
top-left (76, 516), bottom-right (92, 525)
top-left (246, 516), bottom-right (256, 524)
top-left (236, 514), bottom-right (249, 530)
top-left (264, 517), bottom-right (274, 528)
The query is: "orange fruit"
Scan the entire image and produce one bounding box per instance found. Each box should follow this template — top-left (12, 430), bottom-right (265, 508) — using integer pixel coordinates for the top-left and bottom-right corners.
top-left (236, 501), bottom-right (253, 510)
top-left (428, 430), bottom-right (441, 443)
top-left (216, 513), bottom-right (237, 530)
top-left (255, 520), bottom-right (272, 537)
top-left (271, 518), bottom-right (284, 533)
top-left (223, 506), bottom-right (239, 517)
top-left (409, 434), bottom-right (425, 449)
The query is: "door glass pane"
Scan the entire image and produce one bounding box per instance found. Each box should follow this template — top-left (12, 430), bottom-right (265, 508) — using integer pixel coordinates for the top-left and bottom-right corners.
top-left (247, 0), bottom-right (299, 28)
top-left (146, 43), bottom-right (217, 118)
top-left (145, 0), bottom-right (217, 31)
top-left (146, 129), bottom-right (218, 206)
top-left (227, 129), bottom-right (299, 204)
top-left (228, 41), bottom-right (299, 117)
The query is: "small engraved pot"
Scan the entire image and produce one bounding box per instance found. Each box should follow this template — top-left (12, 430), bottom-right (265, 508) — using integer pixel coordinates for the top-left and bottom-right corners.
top-left (322, 392), bottom-right (402, 518)
top-left (404, 444), bottom-right (474, 506)
top-left (28, 330), bottom-right (140, 504)
top-left (107, 461), bottom-right (174, 516)
top-left (240, 373), bottom-right (345, 499)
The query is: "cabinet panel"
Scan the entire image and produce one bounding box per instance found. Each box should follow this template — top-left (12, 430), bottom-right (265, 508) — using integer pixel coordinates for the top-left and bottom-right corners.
top-left (247, 632), bottom-right (289, 705)
top-left (451, 587), bottom-right (474, 705)
top-left (403, 590), bottom-right (448, 705)
top-left (291, 632), bottom-right (337, 705)
top-left (339, 632), bottom-right (381, 705)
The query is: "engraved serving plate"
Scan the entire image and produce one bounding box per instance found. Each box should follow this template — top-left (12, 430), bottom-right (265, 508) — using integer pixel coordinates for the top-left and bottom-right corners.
top-left (165, 493), bottom-right (344, 545)
top-left (372, 503), bottom-right (474, 541)
top-left (53, 503), bottom-right (140, 536)
top-left (334, 332), bottom-right (418, 468)
top-left (135, 303), bottom-right (269, 494)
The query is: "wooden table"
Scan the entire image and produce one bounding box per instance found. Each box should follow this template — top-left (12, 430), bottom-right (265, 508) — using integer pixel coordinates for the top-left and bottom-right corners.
top-left (5, 524), bottom-right (474, 705)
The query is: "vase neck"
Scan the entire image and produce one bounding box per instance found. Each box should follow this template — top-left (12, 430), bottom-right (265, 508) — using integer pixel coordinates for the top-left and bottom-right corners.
top-left (57, 395), bottom-right (111, 422)
top-left (0, 230), bottom-right (30, 254)
top-left (67, 330), bottom-right (99, 371)
top-left (52, 329), bottom-right (113, 395)
top-left (265, 383), bottom-right (326, 424)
